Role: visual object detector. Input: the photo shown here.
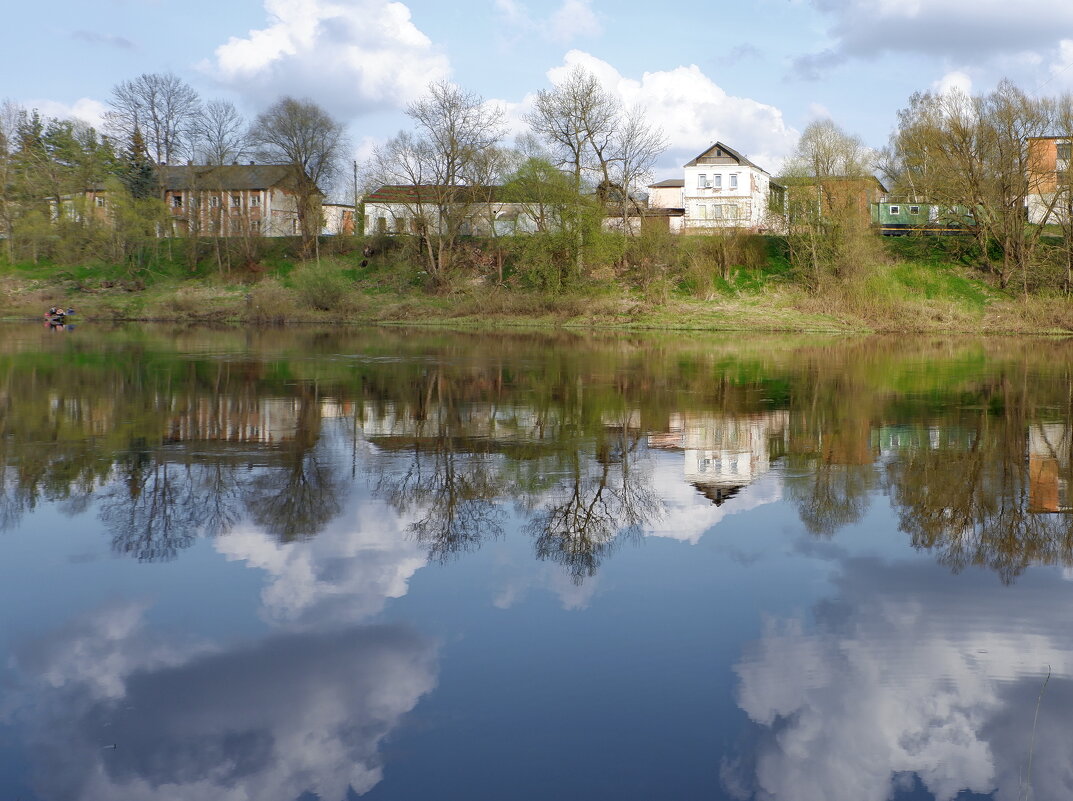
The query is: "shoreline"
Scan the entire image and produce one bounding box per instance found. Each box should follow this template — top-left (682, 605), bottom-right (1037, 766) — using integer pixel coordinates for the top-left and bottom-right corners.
top-left (4, 284), bottom-right (1073, 336)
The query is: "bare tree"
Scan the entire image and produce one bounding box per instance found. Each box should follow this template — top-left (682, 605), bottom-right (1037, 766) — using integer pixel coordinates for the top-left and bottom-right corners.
top-left (105, 72), bottom-right (201, 165)
top-left (526, 66), bottom-right (619, 190)
top-left (368, 81), bottom-right (504, 288)
top-left (608, 104), bottom-right (666, 230)
top-left (249, 96), bottom-right (345, 255)
top-left (785, 118), bottom-right (871, 178)
top-left (889, 82), bottom-right (1058, 291)
top-left (779, 118), bottom-right (879, 288)
top-left (194, 100), bottom-right (249, 165)
top-left (0, 100), bottom-right (22, 261)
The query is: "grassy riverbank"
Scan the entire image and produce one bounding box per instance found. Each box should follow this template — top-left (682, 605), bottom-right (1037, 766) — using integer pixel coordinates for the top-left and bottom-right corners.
top-left (2, 235), bottom-right (1073, 334)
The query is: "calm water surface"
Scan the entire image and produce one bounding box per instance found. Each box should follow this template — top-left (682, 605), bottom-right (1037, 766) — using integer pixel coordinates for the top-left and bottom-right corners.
top-left (0, 324), bottom-right (1071, 800)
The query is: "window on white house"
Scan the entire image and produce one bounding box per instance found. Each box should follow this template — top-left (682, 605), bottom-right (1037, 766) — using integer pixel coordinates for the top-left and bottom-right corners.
top-left (711, 205), bottom-right (724, 219)
top-left (698, 174), bottom-right (707, 189)
top-left (713, 174), bottom-right (722, 189)
top-left (172, 194), bottom-right (182, 208)
top-left (95, 196), bottom-right (105, 208)
top-left (725, 204), bottom-right (738, 220)
top-left (729, 174), bottom-right (738, 190)
top-left (889, 205), bottom-right (900, 215)
top-left (698, 205), bottom-right (707, 220)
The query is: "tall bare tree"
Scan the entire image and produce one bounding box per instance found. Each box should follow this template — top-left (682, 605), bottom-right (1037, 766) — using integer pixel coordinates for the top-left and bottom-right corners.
top-left (194, 100), bottom-right (249, 165)
top-left (105, 72), bottom-right (201, 165)
top-left (369, 81), bottom-right (505, 288)
top-left (526, 66), bottom-right (618, 189)
top-left (779, 118), bottom-right (878, 288)
top-left (249, 97), bottom-right (345, 255)
top-left (888, 82), bottom-right (1057, 291)
top-left (608, 104), bottom-right (666, 230)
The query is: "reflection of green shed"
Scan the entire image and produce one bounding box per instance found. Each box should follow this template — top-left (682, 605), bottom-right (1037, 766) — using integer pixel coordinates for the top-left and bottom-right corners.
top-left (870, 202), bottom-right (975, 235)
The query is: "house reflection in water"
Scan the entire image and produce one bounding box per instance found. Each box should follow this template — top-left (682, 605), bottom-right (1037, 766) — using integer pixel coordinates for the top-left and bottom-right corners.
top-left (649, 412), bottom-right (789, 505)
top-left (1029, 423), bottom-right (1072, 513)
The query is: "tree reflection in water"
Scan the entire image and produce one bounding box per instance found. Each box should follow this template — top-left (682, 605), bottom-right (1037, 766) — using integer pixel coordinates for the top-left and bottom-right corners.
top-left (525, 428), bottom-right (660, 584)
top-left (3, 329), bottom-right (1073, 582)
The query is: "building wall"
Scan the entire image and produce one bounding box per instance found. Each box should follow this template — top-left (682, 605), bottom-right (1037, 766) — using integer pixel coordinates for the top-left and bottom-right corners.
top-left (681, 164), bottom-right (772, 231)
top-left (648, 185), bottom-right (684, 209)
top-left (1026, 138), bottom-right (1072, 224)
top-left (162, 187), bottom-right (300, 237)
top-left (363, 201), bottom-right (539, 236)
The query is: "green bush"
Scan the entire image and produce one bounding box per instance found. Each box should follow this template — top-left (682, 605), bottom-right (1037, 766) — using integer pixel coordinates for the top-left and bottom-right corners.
top-left (289, 261), bottom-right (354, 311)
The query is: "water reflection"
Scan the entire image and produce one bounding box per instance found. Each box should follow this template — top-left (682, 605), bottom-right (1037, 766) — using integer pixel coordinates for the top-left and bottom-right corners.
top-left (725, 557), bottom-right (1072, 801)
top-left (4, 327), bottom-right (1073, 798)
top-left (1, 329), bottom-right (1072, 584)
top-left (9, 602), bottom-right (436, 801)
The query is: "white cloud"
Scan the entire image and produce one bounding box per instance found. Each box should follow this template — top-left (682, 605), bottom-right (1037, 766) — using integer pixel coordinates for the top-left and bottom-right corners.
top-left (24, 97), bottom-right (108, 130)
top-left (799, 0), bottom-right (1073, 76)
top-left (204, 0), bottom-right (450, 117)
top-left (517, 51), bottom-right (798, 176)
top-left (726, 560), bottom-right (1073, 801)
top-left (549, 0), bottom-right (602, 42)
top-left (216, 496), bottom-right (427, 628)
top-left (12, 612), bottom-right (437, 801)
top-left (933, 69), bottom-right (974, 95)
top-left (495, 0), bottom-right (602, 45)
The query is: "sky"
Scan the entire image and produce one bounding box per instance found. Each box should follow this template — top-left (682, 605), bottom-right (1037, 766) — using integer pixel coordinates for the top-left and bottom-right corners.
top-left (6, 0), bottom-right (1073, 183)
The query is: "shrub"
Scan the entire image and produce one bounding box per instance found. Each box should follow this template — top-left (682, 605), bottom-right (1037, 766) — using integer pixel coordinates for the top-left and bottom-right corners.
top-left (289, 261), bottom-right (354, 311)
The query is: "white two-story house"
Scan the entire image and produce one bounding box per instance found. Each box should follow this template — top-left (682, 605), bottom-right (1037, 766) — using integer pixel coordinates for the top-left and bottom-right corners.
top-left (680, 142), bottom-right (782, 232)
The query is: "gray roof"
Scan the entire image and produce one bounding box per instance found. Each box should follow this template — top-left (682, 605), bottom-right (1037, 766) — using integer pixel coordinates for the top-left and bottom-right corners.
top-left (684, 142), bottom-right (768, 174)
top-left (649, 178), bottom-right (685, 188)
top-left (159, 164), bottom-right (302, 192)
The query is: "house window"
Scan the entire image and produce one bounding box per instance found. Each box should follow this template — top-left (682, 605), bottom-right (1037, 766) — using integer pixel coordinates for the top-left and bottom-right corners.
top-left (698, 174), bottom-right (707, 189)
top-left (725, 204), bottom-right (738, 220)
top-left (231, 194), bottom-right (241, 208)
top-left (713, 174), bottom-right (722, 189)
top-left (172, 194), bottom-right (182, 208)
top-left (250, 194), bottom-right (261, 207)
top-left (1058, 142), bottom-right (1072, 161)
top-left (729, 174), bottom-right (738, 190)
top-left (889, 205), bottom-right (900, 215)
top-left (251, 220), bottom-right (260, 233)
top-left (698, 205), bottom-right (707, 220)
top-left (209, 196), bottom-right (219, 208)
top-left (711, 205), bottom-right (724, 220)
top-left (909, 205), bottom-right (920, 215)
top-left (94, 196), bottom-right (105, 208)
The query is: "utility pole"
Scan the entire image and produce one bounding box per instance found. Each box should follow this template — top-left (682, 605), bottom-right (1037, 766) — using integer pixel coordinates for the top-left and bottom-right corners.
top-left (353, 159), bottom-right (360, 237)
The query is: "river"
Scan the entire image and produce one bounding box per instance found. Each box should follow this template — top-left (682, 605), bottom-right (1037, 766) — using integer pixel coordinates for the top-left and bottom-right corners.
top-left (0, 323), bottom-right (1070, 800)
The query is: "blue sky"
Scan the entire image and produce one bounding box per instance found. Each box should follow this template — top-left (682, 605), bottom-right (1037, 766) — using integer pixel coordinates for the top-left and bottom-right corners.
top-left (6, 0), bottom-right (1073, 179)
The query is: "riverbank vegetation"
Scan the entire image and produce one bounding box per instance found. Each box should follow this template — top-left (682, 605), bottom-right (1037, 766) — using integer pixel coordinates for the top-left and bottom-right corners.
top-left (3, 229), bottom-right (1073, 333)
top-left (4, 74), bottom-right (1073, 332)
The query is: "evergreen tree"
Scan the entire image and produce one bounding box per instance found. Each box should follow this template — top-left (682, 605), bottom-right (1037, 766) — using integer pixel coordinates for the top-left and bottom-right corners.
top-left (120, 127), bottom-right (156, 199)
